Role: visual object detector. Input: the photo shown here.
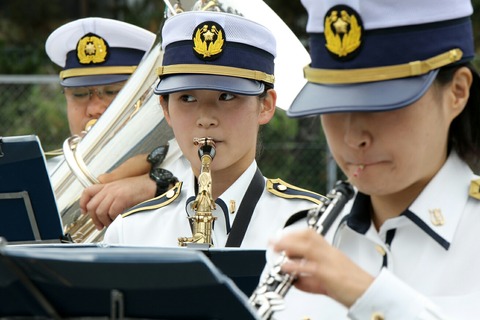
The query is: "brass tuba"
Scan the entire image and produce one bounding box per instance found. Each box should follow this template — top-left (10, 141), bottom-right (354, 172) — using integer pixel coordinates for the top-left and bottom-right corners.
top-left (49, 42), bottom-right (181, 243)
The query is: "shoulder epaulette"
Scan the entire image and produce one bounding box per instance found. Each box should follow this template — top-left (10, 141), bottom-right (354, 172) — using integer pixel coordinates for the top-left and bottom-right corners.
top-left (266, 178), bottom-right (327, 205)
top-left (469, 178), bottom-right (480, 200)
top-left (122, 181), bottom-right (183, 218)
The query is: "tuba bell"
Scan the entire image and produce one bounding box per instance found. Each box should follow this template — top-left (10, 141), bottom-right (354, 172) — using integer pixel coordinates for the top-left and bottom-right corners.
top-left (163, 0), bottom-right (310, 111)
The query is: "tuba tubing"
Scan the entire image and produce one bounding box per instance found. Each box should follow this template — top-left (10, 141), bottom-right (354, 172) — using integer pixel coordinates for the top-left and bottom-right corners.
top-left (249, 181), bottom-right (355, 320)
top-left (49, 43), bottom-right (179, 243)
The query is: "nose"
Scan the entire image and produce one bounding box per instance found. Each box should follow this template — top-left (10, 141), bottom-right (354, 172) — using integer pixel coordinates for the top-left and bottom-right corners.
top-left (195, 103), bottom-right (218, 129)
top-left (86, 94), bottom-right (109, 118)
top-left (344, 113), bottom-right (372, 149)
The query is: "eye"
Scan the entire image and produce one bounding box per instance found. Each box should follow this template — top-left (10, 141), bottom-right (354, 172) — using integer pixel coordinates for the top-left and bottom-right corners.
top-left (103, 88), bottom-right (122, 97)
top-left (71, 90), bottom-right (89, 98)
top-left (180, 94), bottom-right (196, 102)
top-left (219, 92), bottom-right (235, 101)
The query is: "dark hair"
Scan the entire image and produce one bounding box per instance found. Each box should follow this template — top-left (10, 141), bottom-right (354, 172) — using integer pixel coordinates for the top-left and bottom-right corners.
top-left (160, 84), bottom-right (272, 102)
top-left (435, 63), bottom-right (480, 172)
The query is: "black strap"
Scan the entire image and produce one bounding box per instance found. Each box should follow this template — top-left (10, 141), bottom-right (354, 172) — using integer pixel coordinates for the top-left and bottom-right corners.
top-left (225, 168), bottom-right (265, 247)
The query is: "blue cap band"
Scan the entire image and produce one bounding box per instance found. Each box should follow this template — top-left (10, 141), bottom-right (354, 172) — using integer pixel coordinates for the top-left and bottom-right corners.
top-left (65, 47), bottom-right (146, 70)
top-left (309, 17), bottom-right (475, 71)
top-left (162, 41), bottom-right (274, 76)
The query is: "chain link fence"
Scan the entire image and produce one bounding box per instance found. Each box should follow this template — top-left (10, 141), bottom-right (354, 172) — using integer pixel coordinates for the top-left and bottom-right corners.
top-left (0, 75), bottom-right (338, 195)
top-left (0, 75), bottom-right (69, 152)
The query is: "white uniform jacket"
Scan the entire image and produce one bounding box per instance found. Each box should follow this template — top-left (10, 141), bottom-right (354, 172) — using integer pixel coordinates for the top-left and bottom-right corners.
top-left (270, 152), bottom-right (480, 320)
top-left (104, 160), bottom-right (325, 249)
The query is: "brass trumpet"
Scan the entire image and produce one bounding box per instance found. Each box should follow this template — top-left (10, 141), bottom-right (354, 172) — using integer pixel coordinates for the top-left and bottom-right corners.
top-left (178, 137), bottom-right (217, 247)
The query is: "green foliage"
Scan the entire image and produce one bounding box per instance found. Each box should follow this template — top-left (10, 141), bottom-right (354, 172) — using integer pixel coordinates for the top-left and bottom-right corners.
top-left (0, 83), bottom-right (69, 152)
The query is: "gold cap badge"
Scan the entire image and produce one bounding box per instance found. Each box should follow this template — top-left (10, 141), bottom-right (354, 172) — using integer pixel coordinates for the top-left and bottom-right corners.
top-left (76, 33), bottom-right (108, 64)
top-left (324, 5), bottom-right (363, 60)
top-left (192, 21), bottom-right (225, 61)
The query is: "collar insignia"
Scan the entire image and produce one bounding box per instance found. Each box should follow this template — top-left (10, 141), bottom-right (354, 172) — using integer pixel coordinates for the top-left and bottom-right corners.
top-left (76, 33), bottom-right (108, 64)
top-left (429, 208), bottom-right (445, 226)
top-left (192, 21), bottom-right (225, 61)
top-left (324, 5), bottom-right (363, 61)
top-left (469, 179), bottom-right (480, 200)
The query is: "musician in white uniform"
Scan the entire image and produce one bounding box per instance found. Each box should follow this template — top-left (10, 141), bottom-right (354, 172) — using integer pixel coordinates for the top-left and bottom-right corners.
top-left (46, 18), bottom-right (176, 230)
top-left (104, 11), bottom-right (325, 248)
top-left (45, 17), bottom-right (155, 172)
top-left (254, 0), bottom-right (480, 319)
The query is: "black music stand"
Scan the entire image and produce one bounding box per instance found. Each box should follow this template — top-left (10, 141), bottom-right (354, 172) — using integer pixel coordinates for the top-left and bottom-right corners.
top-left (0, 244), bottom-right (260, 319)
top-left (0, 135), bottom-right (64, 243)
top-left (205, 248), bottom-right (266, 296)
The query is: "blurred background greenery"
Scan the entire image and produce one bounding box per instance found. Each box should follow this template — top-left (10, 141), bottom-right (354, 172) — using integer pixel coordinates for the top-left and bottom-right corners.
top-left (0, 0), bottom-right (479, 194)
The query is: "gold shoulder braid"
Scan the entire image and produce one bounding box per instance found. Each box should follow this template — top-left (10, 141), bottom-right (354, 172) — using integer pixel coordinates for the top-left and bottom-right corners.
top-left (267, 178), bottom-right (327, 205)
top-left (122, 181), bottom-right (183, 218)
top-left (469, 179), bottom-right (480, 200)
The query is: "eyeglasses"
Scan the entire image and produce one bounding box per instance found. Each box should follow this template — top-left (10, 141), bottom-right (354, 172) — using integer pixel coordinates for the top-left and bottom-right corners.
top-left (63, 82), bottom-right (126, 104)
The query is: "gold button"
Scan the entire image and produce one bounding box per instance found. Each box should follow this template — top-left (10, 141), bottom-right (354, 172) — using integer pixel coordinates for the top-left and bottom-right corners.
top-left (371, 311), bottom-right (384, 320)
top-left (375, 245), bottom-right (386, 256)
top-left (166, 189), bottom-right (175, 198)
top-left (277, 184), bottom-right (287, 191)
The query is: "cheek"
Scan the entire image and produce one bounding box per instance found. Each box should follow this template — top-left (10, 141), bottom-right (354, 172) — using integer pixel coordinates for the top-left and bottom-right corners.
top-left (320, 115), bottom-right (344, 148)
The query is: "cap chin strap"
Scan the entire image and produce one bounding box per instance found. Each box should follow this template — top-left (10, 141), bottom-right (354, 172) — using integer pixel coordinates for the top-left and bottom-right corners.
top-left (60, 66), bottom-right (137, 80)
top-left (304, 48), bottom-right (463, 84)
top-left (156, 64), bottom-right (275, 84)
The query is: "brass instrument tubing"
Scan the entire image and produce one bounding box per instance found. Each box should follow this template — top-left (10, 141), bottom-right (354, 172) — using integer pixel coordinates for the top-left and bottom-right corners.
top-left (178, 137), bottom-right (217, 247)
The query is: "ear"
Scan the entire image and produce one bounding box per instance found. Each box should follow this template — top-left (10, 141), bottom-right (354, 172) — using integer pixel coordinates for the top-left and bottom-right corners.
top-left (447, 66), bottom-right (472, 120)
top-left (258, 89), bottom-right (277, 125)
top-left (159, 96), bottom-right (172, 126)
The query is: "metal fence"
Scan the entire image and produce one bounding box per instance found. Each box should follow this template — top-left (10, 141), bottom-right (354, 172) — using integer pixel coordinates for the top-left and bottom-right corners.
top-left (0, 75), bottom-right (338, 195)
top-left (0, 75), bottom-right (69, 152)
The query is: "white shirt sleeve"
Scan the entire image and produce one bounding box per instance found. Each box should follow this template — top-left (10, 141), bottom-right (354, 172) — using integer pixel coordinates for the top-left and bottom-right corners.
top-left (349, 268), bottom-right (451, 320)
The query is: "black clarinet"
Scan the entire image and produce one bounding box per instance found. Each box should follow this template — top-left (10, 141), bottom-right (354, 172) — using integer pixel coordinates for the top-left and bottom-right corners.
top-left (249, 181), bottom-right (355, 320)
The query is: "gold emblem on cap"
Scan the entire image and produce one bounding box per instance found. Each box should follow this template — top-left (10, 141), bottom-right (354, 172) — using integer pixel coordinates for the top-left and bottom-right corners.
top-left (469, 179), bottom-right (480, 200)
top-left (193, 22), bottom-right (225, 60)
top-left (324, 5), bottom-right (363, 59)
top-left (77, 34), bottom-right (108, 64)
top-left (429, 208), bottom-right (445, 226)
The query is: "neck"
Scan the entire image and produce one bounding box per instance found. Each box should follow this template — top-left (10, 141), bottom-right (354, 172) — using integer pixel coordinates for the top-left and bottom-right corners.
top-left (370, 180), bottom-right (428, 230)
top-left (210, 161), bottom-right (254, 199)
